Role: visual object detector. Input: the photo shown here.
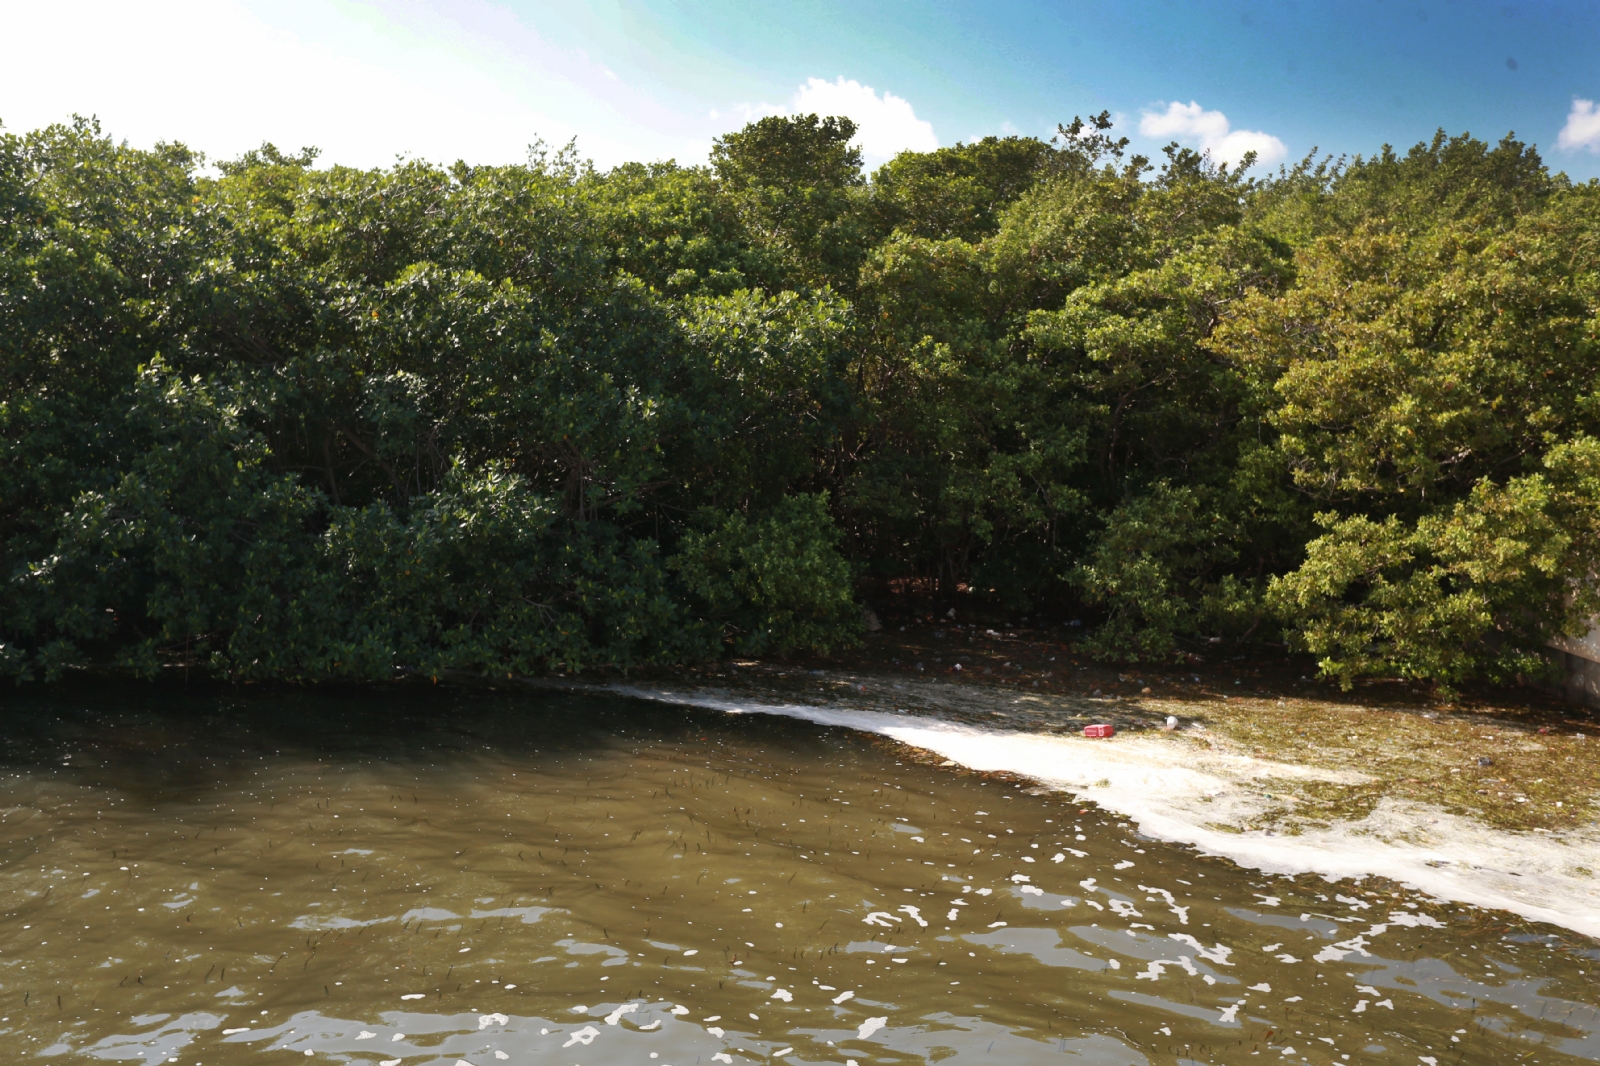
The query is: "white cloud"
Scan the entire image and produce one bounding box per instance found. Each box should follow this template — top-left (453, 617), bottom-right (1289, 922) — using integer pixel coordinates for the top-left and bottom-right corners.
top-left (717, 77), bottom-right (938, 167)
top-left (1138, 100), bottom-right (1287, 168)
top-left (791, 77), bottom-right (938, 165)
top-left (4, 5), bottom-right (937, 173)
top-left (0, 0), bottom-right (717, 170)
top-left (1558, 98), bottom-right (1600, 152)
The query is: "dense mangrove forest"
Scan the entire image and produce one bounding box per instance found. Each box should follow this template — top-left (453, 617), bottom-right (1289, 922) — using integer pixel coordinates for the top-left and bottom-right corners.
top-left (3, 113), bottom-right (1599, 690)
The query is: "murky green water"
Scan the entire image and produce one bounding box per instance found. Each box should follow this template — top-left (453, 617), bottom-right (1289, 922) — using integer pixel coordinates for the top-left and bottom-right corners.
top-left (2, 684), bottom-right (1597, 1065)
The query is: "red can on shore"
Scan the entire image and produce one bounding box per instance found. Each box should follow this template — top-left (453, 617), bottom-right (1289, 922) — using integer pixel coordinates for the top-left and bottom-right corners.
top-left (1083, 723), bottom-right (1115, 738)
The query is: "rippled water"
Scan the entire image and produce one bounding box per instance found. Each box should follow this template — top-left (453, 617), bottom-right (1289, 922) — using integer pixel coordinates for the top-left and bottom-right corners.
top-left (3, 684), bottom-right (1598, 1065)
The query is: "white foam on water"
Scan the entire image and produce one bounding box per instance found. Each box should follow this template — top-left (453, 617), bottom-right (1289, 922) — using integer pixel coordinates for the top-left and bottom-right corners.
top-left (611, 685), bottom-right (1600, 940)
top-left (604, 1003), bottom-right (639, 1025)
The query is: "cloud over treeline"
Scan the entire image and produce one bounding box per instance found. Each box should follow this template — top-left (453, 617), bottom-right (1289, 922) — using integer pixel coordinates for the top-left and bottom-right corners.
top-left (1138, 101), bottom-right (1287, 168)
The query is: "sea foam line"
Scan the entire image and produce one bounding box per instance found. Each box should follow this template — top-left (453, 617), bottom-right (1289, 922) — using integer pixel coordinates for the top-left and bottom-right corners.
top-left (606, 684), bottom-right (1600, 942)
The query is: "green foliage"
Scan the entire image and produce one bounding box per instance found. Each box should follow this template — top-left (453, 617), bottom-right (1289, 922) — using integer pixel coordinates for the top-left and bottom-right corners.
top-left (1248, 131), bottom-right (1558, 245)
top-left (1219, 176), bottom-right (1600, 686)
top-left (1071, 484), bottom-right (1210, 661)
top-left (711, 114), bottom-right (869, 291)
top-left (870, 136), bottom-right (1057, 243)
top-left (1267, 457), bottom-right (1600, 693)
top-left (671, 494), bottom-right (859, 656)
top-left (2, 111), bottom-right (1598, 691)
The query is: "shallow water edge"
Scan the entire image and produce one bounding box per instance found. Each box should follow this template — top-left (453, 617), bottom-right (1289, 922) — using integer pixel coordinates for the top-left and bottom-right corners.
top-left (595, 680), bottom-right (1600, 943)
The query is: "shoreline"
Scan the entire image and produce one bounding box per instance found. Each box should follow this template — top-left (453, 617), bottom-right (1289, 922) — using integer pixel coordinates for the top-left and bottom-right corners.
top-left (523, 654), bottom-right (1600, 942)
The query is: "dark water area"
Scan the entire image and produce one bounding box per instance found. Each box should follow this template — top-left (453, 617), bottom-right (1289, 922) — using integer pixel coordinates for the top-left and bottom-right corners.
top-left (1, 683), bottom-right (1597, 1065)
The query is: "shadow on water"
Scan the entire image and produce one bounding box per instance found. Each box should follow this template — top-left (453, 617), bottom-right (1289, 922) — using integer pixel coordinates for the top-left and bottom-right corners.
top-left (2, 678), bottom-right (1598, 1064)
top-left (1, 679), bottom-right (788, 795)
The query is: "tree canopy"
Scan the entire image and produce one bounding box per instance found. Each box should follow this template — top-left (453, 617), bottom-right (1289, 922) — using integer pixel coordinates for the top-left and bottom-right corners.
top-left (3, 115), bottom-right (1597, 693)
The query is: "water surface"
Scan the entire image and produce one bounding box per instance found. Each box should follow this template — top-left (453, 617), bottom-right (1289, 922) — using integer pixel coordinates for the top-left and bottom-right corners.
top-left (2, 684), bottom-right (1597, 1064)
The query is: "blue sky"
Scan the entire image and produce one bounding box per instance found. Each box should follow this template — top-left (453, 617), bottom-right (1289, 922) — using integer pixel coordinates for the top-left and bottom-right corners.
top-left (4, 0), bottom-right (1598, 178)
